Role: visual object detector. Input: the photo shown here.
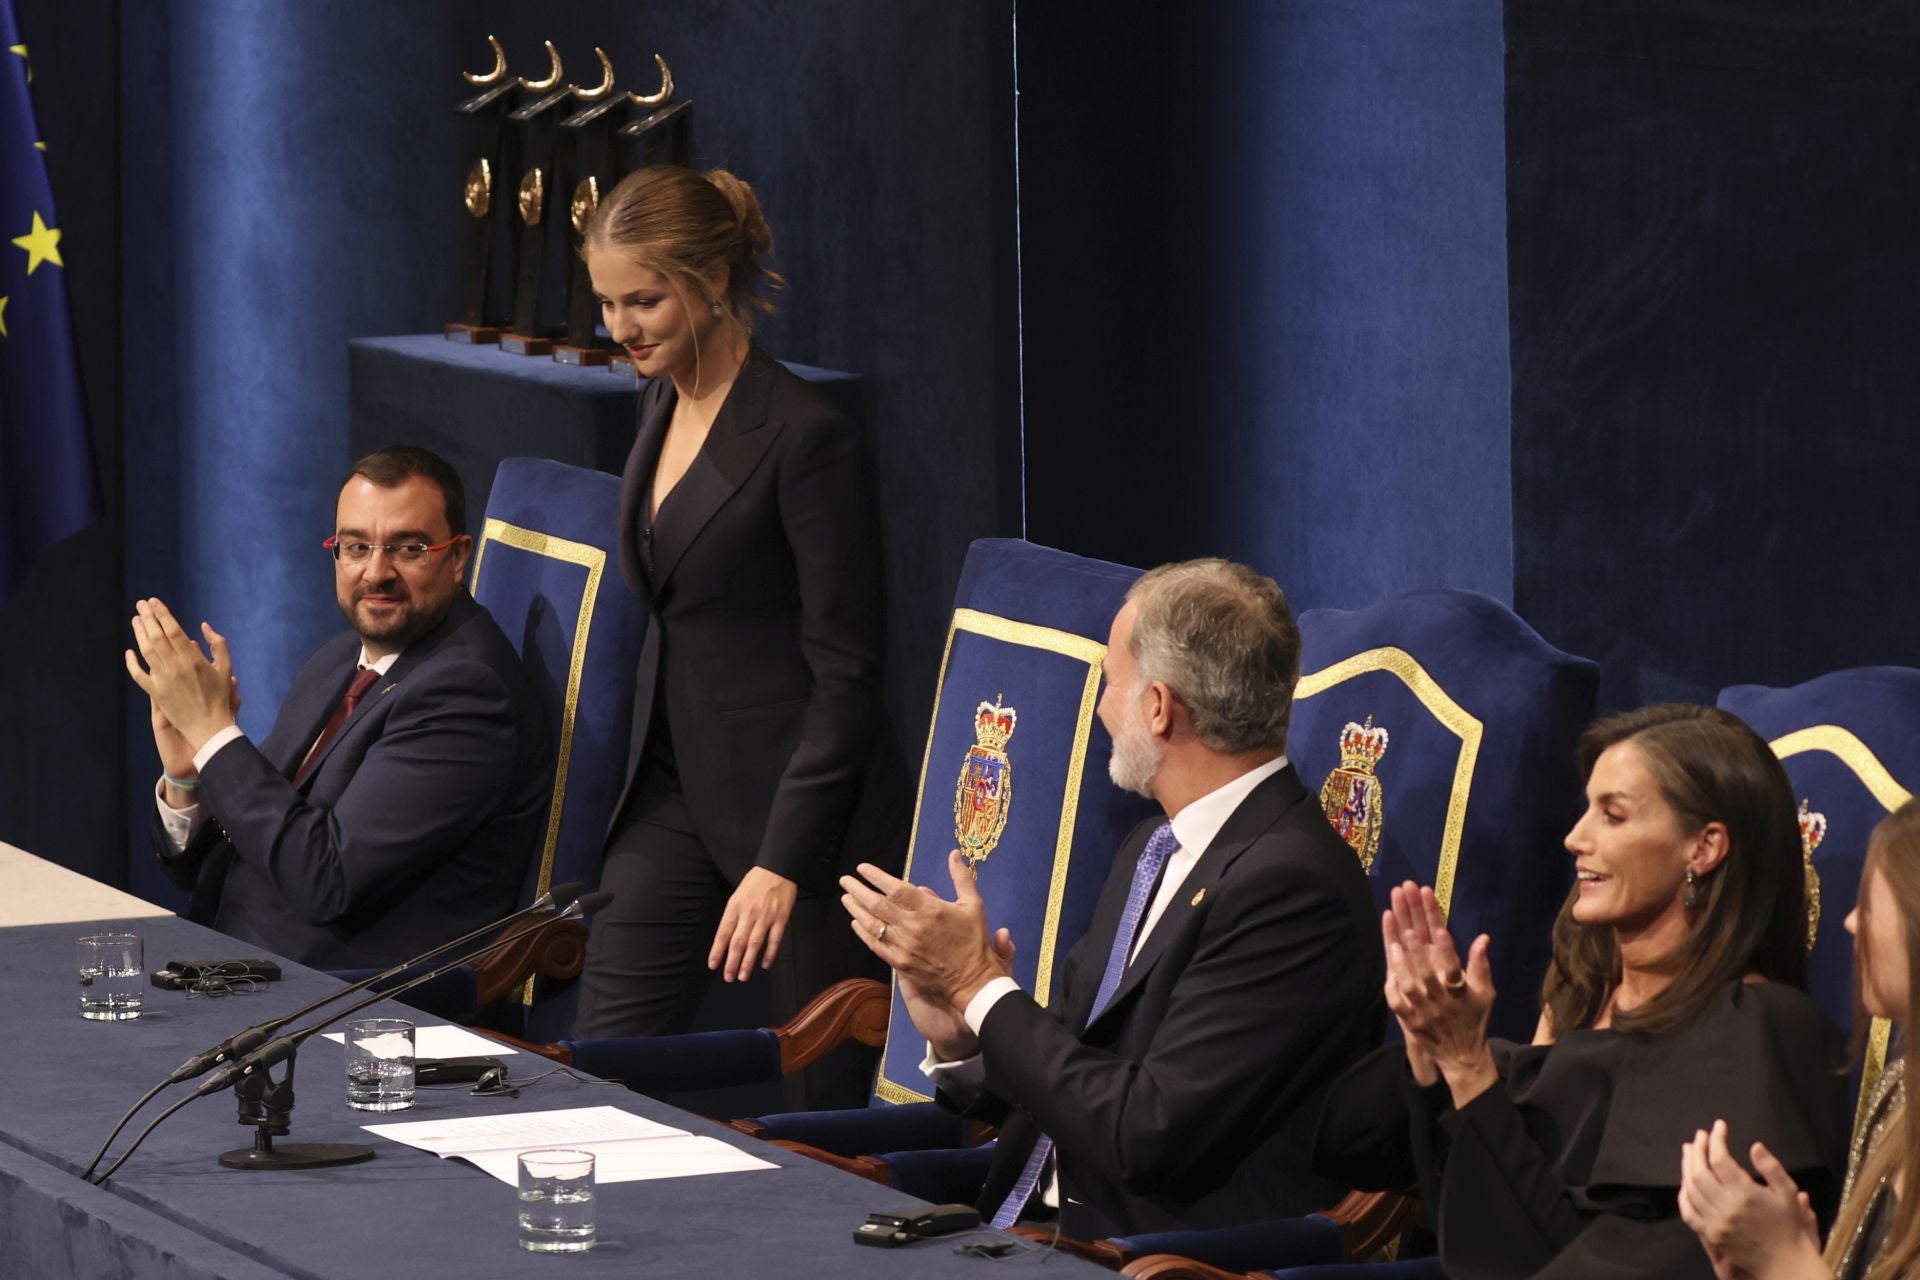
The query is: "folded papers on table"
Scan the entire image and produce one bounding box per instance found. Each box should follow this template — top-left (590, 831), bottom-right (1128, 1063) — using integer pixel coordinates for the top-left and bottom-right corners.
top-left (361, 1104), bottom-right (779, 1185)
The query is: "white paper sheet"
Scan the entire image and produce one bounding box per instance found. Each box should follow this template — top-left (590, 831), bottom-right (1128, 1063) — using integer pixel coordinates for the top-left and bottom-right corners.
top-left (319, 1024), bottom-right (520, 1057)
top-left (361, 1104), bottom-right (778, 1185)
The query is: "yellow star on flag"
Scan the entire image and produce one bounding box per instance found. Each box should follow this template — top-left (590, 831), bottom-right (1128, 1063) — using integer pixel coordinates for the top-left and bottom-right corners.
top-left (12, 212), bottom-right (62, 274)
top-left (8, 43), bottom-right (27, 82)
top-left (0, 295), bottom-right (9, 338)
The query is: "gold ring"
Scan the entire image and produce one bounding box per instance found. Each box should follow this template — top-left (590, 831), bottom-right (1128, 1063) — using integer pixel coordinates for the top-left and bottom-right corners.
top-left (876, 924), bottom-right (888, 942)
top-left (1444, 970), bottom-right (1467, 993)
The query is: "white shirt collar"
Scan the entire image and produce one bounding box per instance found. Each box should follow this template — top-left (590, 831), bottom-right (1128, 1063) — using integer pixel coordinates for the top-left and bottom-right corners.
top-left (357, 649), bottom-right (401, 675)
top-left (1167, 753), bottom-right (1290, 857)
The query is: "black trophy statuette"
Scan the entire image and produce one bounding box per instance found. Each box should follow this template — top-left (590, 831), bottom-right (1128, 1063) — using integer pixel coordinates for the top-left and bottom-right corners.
top-left (446, 35), bottom-right (521, 345)
top-left (552, 47), bottom-right (622, 367)
top-left (607, 56), bottom-right (693, 381)
top-left (500, 40), bottom-right (575, 357)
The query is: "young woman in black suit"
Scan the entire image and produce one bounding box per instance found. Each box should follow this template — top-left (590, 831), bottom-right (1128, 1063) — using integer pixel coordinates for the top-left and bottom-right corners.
top-left (571, 166), bottom-right (905, 1063)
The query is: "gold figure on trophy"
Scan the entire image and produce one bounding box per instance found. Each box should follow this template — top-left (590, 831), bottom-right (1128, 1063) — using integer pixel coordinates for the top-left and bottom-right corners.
top-left (518, 167), bottom-right (546, 226)
top-left (464, 159), bottom-right (492, 218)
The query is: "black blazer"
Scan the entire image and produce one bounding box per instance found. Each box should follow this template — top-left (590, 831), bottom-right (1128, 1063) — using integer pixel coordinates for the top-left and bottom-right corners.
top-left (151, 592), bottom-right (553, 969)
top-left (963, 765), bottom-right (1385, 1240)
top-left (613, 347), bottom-right (904, 892)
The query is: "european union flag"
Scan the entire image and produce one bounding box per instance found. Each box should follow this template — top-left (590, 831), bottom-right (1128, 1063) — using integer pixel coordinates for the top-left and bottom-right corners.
top-left (0, 0), bottom-right (99, 606)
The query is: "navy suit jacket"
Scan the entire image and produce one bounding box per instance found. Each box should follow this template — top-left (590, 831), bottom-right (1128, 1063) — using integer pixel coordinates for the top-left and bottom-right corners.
top-left (961, 765), bottom-right (1385, 1239)
top-left (152, 591), bottom-right (553, 968)
top-left (612, 347), bottom-right (907, 891)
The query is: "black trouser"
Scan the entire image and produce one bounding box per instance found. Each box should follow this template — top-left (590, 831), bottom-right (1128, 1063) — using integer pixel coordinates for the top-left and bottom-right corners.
top-left (572, 777), bottom-right (878, 1108)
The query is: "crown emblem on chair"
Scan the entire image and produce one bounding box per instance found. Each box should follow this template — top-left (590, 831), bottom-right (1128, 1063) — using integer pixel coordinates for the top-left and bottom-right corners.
top-left (1320, 716), bottom-right (1389, 873)
top-left (1799, 798), bottom-right (1827, 952)
top-left (954, 695), bottom-right (1018, 868)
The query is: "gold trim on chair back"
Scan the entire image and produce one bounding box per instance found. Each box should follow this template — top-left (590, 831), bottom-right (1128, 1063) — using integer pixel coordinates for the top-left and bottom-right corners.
top-left (1294, 646), bottom-right (1484, 917)
top-left (469, 517), bottom-right (607, 1006)
top-left (874, 608), bottom-right (1107, 1105)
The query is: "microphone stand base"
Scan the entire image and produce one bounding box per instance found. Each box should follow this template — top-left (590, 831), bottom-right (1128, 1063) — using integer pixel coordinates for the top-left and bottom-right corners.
top-left (220, 1131), bottom-right (375, 1171)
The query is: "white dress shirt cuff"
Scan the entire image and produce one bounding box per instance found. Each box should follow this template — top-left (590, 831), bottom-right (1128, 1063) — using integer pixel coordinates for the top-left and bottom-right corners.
top-left (191, 725), bottom-right (246, 773)
top-left (154, 778), bottom-right (205, 851)
top-left (963, 977), bottom-right (1023, 1035)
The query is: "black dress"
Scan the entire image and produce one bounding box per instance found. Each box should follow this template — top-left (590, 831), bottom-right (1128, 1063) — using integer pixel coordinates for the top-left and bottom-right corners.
top-left (1314, 980), bottom-right (1850, 1279)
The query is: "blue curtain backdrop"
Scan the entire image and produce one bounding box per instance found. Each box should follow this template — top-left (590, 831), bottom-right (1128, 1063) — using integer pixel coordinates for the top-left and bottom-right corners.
top-left (1504, 1), bottom-right (1920, 709)
top-left (1017, 0), bottom-right (1515, 611)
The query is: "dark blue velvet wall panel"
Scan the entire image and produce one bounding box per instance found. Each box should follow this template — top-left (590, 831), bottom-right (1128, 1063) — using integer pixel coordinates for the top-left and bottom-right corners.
top-left (1018, 0), bottom-right (1513, 610)
top-left (1505, 3), bottom-right (1920, 710)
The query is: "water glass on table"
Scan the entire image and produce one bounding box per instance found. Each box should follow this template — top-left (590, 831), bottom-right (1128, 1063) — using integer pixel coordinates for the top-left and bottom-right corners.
top-left (77, 933), bottom-right (144, 1021)
top-left (344, 1017), bottom-right (415, 1111)
top-left (518, 1149), bottom-right (596, 1253)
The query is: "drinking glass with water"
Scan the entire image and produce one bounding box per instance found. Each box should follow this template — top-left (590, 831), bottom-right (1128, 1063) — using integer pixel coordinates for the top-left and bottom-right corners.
top-left (343, 1017), bottom-right (415, 1111)
top-left (77, 933), bottom-right (144, 1021)
top-left (518, 1149), bottom-right (596, 1252)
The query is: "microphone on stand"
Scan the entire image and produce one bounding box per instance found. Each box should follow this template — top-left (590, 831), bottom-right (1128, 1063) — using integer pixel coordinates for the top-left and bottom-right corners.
top-left (80, 882), bottom-right (588, 1181)
top-left (91, 892), bottom-right (613, 1183)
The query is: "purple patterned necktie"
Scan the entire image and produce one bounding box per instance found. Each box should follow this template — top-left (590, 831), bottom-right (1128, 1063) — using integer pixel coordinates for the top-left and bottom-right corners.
top-left (990, 819), bottom-right (1180, 1229)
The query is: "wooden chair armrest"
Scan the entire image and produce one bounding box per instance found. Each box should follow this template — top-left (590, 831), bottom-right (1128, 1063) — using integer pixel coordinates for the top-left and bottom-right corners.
top-left (1119, 1255), bottom-right (1255, 1280)
top-left (770, 978), bottom-right (890, 1074)
top-left (1323, 1188), bottom-right (1416, 1260)
top-left (759, 1137), bottom-right (892, 1185)
top-left (471, 1028), bottom-right (573, 1066)
top-left (1008, 1225), bottom-right (1132, 1269)
top-left (469, 912), bottom-right (588, 1005)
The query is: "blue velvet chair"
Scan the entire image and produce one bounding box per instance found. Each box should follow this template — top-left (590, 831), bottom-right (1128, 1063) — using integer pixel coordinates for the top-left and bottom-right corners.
top-left (1717, 666), bottom-right (1920, 1124)
top-left (1104, 589), bottom-right (1598, 1273)
top-left (731, 538), bottom-right (1156, 1194)
top-left (466, 457), bottom-right (649, 1039)
top-left (1289, 589), bottom-right (1598, 1044)
top-left (327, 458), bottom-right (647, 1034)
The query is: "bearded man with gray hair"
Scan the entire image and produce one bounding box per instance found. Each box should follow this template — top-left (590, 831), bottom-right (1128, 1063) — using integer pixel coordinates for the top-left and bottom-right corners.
top-left (841, 559), bottom-right (1384, 1238)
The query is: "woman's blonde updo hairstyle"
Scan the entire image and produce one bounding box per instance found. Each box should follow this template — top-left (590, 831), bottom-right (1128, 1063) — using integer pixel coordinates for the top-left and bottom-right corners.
top-left (583, 165), bottom-right (783, 332)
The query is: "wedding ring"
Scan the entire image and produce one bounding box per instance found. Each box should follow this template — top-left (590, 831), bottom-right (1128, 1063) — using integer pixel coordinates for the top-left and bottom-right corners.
top-left (1443, 970), bottom-right (1468, 993)
top-left (876, 924), bottom-right (888, 942)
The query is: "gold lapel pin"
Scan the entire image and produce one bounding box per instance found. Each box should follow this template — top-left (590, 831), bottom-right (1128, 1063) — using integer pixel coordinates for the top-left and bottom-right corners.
top-left (1190, 887), bottom-right (1206, 907)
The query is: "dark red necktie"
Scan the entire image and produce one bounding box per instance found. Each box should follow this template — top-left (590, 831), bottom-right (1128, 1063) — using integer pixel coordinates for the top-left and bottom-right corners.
top-left (294, 667), bottom-right (381, 784)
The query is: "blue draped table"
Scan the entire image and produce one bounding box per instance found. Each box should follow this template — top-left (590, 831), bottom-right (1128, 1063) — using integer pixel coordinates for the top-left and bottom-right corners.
top-left (0, 912), bottom-right (1090, 1278)
top-left (346, 334), bottom-right (865, 523)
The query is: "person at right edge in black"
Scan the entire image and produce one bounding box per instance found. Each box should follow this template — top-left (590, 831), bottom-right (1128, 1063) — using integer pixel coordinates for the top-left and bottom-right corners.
top-left (1315, 704), bottom-right (1849, 1278)
top-left (571, 164), bottom-right (908, 1108)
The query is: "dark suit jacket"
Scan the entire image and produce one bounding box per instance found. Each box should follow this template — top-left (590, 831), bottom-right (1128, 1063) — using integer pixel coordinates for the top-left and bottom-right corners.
top-left (613, 347), bottom-right (906, 891)
top-left (152, 591), bottom-right (552, 969)
top-left (963, 765), bottom-right (1385, 1240)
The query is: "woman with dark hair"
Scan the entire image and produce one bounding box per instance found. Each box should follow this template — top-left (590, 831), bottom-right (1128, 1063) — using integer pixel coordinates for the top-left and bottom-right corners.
top-left (1680, 797), bottom-right (1920, 1280)
top-left (569, 165), bottom-right (906, 1076)
top-left (1315, 704), bottom-right (1850, 1279)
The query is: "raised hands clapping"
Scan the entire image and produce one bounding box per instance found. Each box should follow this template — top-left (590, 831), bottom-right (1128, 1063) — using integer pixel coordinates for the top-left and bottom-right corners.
top-left (1382, 881), bottom-right (1499, 1107)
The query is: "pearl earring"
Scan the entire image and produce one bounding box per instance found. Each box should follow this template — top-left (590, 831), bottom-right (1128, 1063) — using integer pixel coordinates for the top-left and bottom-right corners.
top-left (710, 300), bottom-right (723, 318)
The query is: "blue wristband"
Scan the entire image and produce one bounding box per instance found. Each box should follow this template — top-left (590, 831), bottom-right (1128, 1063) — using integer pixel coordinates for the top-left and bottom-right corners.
top-left (163, 773), bottom-right (200, 790)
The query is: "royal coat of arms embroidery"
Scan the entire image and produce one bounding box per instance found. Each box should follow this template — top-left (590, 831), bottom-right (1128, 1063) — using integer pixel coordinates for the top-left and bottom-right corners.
top-left (954, 695), bottom-right (1017, 867)
top-left (1798, 797), bottom-right (1827, 951)
top-left (1319, 716), bottom-right (1390, 873)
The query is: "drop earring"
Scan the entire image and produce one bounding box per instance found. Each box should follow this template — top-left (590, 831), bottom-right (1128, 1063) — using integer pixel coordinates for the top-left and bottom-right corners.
top-left (710, 299), bottom-right (724, 318)
top-left (1684, 867), bottom-right (1698, 909)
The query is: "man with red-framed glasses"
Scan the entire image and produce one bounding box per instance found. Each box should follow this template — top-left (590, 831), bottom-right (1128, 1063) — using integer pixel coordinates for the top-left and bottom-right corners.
top-left (126, 445), bottom-right (552, 968)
